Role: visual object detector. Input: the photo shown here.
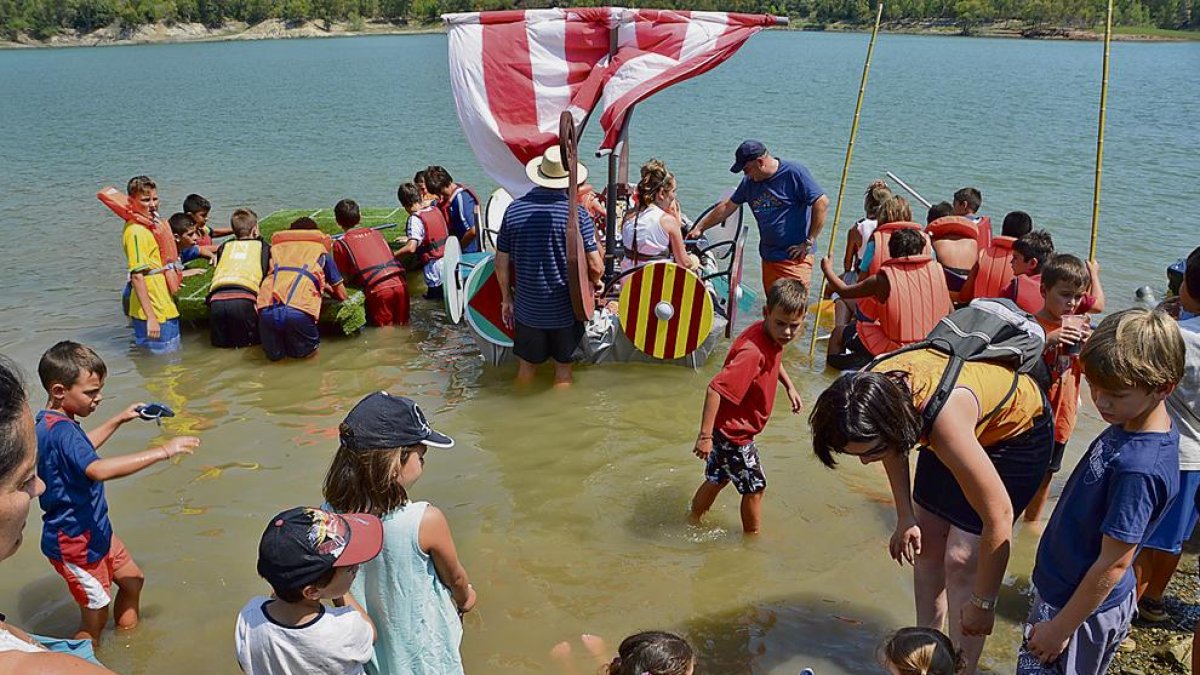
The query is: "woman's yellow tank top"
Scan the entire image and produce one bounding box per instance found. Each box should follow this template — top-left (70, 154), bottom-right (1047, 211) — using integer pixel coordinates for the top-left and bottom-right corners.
top-left (870, 348), bottom-right (1044, 447)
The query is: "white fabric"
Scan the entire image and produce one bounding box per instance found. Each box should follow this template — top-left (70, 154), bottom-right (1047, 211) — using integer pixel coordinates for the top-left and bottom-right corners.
top-left (0, 626), bottom-right (43, 653)
top-left (854, 217), bottom-right (878, 243)
top-left (406, 215), bottom-right (442, 288)
top-left (1169, 315), bottom-right (1200, 470)
top-left (234, 596), bottom-right (373, 675)
top-left (620, 205), bottom-right (672, 271)
top-left (63, 560), bottom-right (112, 609)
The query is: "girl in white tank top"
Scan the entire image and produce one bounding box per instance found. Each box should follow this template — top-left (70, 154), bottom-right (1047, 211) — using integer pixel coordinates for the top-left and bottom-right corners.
top-left (620, 162), bottom-right (697, 274)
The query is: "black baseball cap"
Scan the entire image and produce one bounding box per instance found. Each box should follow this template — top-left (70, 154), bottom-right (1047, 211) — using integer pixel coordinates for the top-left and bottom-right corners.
top-left (339, 391), bottom-right (454, 451)
top-left (257, 507), bottom-right (383, 592)
top-left (730, 140), bottom-right (767, 173)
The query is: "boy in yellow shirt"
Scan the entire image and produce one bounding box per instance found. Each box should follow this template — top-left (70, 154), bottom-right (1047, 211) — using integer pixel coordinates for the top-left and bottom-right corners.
top-left (122, 176), bottom-right (181, 354)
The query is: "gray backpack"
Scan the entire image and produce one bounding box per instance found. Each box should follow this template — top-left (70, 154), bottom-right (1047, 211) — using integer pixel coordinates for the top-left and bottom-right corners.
top-left (867, 298), bottom-right (1048, 436)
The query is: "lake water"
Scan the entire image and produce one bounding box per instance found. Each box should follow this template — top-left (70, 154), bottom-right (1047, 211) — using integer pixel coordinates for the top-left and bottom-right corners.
top-left (0, 29), bottom-right (1197, 674)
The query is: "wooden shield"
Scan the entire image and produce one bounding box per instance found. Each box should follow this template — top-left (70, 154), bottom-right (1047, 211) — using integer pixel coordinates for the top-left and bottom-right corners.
top-left (464, 255), bottom-right (515, 348)
top-left (559, 112), bottom-right (593, 322)
top-left (442, 236), bottom-right (464, 324)
top-left (618, 262), bottom-right (714, 360)
top-left (483, 188), bottom-right (512, 252)
top-left (725, 235), bottom-right (746, 338)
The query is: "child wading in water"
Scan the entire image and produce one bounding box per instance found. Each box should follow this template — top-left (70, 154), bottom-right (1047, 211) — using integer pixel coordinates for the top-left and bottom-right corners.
top-left (689, 279), bottom-right (806, 534)
top-left (323, 392), bottom-right (476, 675)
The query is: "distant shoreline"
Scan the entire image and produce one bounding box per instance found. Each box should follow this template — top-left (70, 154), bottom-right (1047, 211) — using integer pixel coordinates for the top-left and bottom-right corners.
top-left (0, 17), bottom-right (1195, 51)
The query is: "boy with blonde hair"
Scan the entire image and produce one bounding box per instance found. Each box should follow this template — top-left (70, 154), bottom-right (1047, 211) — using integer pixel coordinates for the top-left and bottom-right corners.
top-left (1019, 308), bottom-right (1185, 675)
top-left (689, 279), bottom-right (806, 534)
top-left (122, 176), bottom-right (182, 354)
top-left (36, 341), bottom-right (200, 644)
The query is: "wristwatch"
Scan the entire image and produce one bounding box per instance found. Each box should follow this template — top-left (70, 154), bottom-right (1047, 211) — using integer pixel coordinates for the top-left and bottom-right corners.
top-left (969, 593), bottom-right (997, 611)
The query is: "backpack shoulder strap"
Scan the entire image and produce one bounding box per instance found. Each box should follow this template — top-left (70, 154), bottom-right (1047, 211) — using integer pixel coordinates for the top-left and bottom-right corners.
top-left (921, 353), bottom-right (966, 438)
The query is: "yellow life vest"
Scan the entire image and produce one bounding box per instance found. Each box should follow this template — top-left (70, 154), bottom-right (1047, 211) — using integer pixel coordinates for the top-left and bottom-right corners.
top-left (210, 239), bottom-right (265, 295)
top-left (256, 230), bottom-right (332, 320)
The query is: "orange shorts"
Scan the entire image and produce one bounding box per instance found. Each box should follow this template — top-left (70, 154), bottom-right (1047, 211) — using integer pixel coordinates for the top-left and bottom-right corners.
top-left (761, 256), bottom-right (813, 296)
top-left (49, 535), bottom-right (133, 610)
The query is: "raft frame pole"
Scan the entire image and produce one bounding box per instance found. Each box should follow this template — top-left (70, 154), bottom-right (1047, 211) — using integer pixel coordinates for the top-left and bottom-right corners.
top-left (884, 171), bottom-right (933, 210)
top-left (806, 2), bottom-right (885, 367)
top-left (1089, 0), bottom-right (1114, 261)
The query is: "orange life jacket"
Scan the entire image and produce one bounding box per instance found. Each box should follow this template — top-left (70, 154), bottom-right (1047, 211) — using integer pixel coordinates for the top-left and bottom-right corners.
top-left (858, 255), bottom-right (954, 357)
top-left (976, 215), bottom-right (993, 249)
top-left (927, 215), bottom-right (980, 241)
top-left (416, 205), bottom-right (451, 265)
top-left (866, 221), bottom-right (932, 276)
top-left (1009, 273), bottom-right (1044, 314)
top-left (971, 236), bottom-right (1017, 301)
top-left (333, 228), bottom-right (402, 290)
top-left (257, 230), bottom-right (332, 320)
top-left (98, 187), bottom-right (182, 294)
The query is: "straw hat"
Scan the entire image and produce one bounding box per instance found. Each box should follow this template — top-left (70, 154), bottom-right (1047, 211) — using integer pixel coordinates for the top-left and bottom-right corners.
top-left (525, 145), bottom-right (588, 189)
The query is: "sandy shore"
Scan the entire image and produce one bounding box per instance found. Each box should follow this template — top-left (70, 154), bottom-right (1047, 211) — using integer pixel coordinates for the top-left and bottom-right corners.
top-left (0, 17), bottom-right (1192, 50)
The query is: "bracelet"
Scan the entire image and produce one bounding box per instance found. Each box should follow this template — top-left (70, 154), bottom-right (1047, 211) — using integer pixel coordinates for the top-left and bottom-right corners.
top-left (969, 593), bottom-right (997, 611)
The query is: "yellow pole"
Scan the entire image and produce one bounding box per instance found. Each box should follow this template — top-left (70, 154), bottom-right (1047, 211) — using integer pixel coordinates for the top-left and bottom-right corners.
top-left (807, 1), bottom-right (885, 366)
top-left (1089, 0), bottom-right (1114, 262)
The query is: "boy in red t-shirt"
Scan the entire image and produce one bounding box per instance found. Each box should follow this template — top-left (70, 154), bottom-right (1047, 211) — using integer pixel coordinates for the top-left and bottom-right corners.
top-left (689, 279), bottom-right (807, 533)
top-left (1022, 253), bottom-right (1106, 524)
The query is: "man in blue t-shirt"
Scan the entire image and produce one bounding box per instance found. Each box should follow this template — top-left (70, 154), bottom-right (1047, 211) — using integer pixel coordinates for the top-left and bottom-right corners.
top-left (496, 147), bottom-right (603, 387)
top-left (1018, 308), bottom-right (1185, 675)
top-left (688, 140), bottom-right (828, 295)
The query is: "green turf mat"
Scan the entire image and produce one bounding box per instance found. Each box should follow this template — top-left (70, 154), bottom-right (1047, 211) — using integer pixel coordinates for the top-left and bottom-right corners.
top-left (176, 207), bottom-right (413, 336)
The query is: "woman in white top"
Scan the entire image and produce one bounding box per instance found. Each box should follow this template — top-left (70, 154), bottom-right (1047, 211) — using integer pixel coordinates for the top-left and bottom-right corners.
top-left (620, 160), bottom-right (698, 273)
top-left (0, 357), bottom-right (112, 673)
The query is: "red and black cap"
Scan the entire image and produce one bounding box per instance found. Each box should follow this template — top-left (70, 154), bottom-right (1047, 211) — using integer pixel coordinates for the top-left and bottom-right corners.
top-left (257, 507), bottom-right (383, 592)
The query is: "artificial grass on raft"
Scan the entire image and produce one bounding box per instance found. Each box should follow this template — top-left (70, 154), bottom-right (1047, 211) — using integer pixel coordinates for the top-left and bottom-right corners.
top-left (177, 207), bottom-right (414, 336)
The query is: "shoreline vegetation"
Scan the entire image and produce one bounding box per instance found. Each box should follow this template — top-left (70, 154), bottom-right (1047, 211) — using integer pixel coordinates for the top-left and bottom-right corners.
top-left (1, 15), bottom-right (1197, 50)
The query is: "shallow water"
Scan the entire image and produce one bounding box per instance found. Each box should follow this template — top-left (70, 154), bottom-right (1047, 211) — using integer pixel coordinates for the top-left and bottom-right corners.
top-left (0, 30), bottom-right (1196, 673)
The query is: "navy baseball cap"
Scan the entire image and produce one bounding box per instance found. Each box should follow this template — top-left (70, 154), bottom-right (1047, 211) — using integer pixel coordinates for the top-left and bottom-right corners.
top-left (730, 140), bottom-right (767, 173)
top-left (257, 507), bottom-right (383, 591)
top-left (339, 391), bottom-right (455, 451)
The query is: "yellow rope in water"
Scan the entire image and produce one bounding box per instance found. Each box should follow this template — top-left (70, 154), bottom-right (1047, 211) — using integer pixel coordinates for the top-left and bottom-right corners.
top-left (1089, 0), bottom-right (1114, 262)
top-left (806, 2), bottom-right (885, 367)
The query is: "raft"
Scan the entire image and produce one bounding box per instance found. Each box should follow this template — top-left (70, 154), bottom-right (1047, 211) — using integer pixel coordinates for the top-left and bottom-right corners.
top-left (175, 207), bottom-right (413, 335)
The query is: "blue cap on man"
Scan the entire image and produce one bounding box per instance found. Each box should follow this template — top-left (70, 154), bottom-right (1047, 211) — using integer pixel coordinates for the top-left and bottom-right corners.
top-left (730, 140), bottom-right (767, 173)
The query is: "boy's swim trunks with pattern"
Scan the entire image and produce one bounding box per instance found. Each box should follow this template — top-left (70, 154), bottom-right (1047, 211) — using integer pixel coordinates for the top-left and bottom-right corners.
top-left (704, 432), bottom-right (766, 494)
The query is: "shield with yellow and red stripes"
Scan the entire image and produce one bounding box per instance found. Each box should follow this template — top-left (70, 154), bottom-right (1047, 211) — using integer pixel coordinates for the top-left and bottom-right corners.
top-left (617, 262), bottom-right (714, 360)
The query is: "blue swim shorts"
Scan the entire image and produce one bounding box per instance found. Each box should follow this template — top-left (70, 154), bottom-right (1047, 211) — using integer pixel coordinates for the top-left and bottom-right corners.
top-left (131, 318), bottom-right (182, 355)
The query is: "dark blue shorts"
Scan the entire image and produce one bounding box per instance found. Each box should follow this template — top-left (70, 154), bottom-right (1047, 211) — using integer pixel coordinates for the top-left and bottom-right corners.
top-left (704, 431), bottom-right (766, 495)
top-left (258, 305), bottom-right (319, 361)
top-left (132, 318), bottom-right (181, 354)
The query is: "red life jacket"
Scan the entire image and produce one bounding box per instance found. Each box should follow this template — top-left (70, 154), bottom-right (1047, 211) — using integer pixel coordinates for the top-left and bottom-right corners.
top-left (1008, 273), bottom-right (1044, 314)
top-left (858, 255), bottom-right (954, 357)
top-left (98, 187), bottom-right (183, 294)
top-left (333, 228), bottom-right (402, 290)
top-left (416, 206), bottom-right (451, 265)
top-left (971, 236), bottom-right (1017, 301)
top-left (866, 221), bottom-right (932, 276)
top-left (976, 215), bottom-right (993, 249)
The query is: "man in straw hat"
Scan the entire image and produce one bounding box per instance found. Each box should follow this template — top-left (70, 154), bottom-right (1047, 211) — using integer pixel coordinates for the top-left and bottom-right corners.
top-left (495, 146), bottom-right (604, 386)
top-left (687, 140), bottom-right (828, 296)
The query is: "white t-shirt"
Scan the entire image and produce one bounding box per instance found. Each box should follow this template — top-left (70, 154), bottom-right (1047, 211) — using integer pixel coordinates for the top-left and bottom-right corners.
top-left (1169, 315), bottom-right (1200, 470)
top-left (406, 214), bottom-right (443, 288)
top-left (234, 596), bottom-right (373, 675)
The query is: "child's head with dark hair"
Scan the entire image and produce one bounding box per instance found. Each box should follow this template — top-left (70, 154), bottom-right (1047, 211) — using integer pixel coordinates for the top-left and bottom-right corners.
top-left (1040, 254), bottom-right (1090, 294)
top-left (1012, 229), bottom-right (1054, 276)
top-left (878, 627), bottom-right (963, 675)
top-left (230, 208), bottom-right (259, 239)
top-left (38, 341), bottom-right (108, 419)
top-left (763, 278), bottom-right (808, 347)
top-left (1001, 211), bottom-right (1033, 238)
top-left (183, 194), bottom-right (210, 215)
top-left (809, 371), bottom-right (921, 469)
top-left (606, 631), bottom-right (695, 675)
top-left (952, 187), bottom-right (982, 215)
top-left (926, 201), bottom-right (953, 225)
top-left (413, 170), bottom-right (430, 192)
top-left (1183, 246), bottom-right (1200, 309)
top-left (0, 356), bottom-right (32, 495)
top-left (289, 217), bottom-right (320, 231)
top-left (424, 166), bottom-right (453, 196)
top-left (397, 183), bottom-right (422, 211)
top-left (863, 180), bottom-right (892, 220)
top-left (334, 199), bottom-right (360, 230)
top-left (888, 228), bottom-right (926, 258)
top-left (169, 212), bottom-right (196, 236)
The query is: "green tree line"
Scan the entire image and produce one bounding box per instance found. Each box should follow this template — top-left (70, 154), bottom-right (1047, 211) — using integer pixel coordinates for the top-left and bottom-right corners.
top-left (1, 0), bottom-right (1195, 40)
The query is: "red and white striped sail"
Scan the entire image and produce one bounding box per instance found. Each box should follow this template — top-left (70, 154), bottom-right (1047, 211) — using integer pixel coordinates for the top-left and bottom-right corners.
top-left (444, 8), bottom-right (780, 197)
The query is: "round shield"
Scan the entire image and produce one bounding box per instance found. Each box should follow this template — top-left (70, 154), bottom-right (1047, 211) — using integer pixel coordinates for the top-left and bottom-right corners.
top-left (618, 262), bottom-right (714, 360)
top-left (725, 235), bottom-right (746, 339)
top-left (464, 254), bottom-right (515, 348)
top-left (483, 188), bottom-right (512, 252)
top-left (442, 236), bottom-right (464, 324)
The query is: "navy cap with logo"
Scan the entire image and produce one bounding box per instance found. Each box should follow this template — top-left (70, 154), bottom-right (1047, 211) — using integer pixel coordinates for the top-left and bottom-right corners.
top-left (339, 391), bottom-right (455, 451)
top-left (257, 507), bottom-right (383, 592)
top-left (730, 140), bottom-right (767, 173)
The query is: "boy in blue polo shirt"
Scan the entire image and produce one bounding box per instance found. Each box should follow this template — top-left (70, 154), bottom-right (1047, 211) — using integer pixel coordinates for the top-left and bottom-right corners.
top-left (1018, 308), bottom-right (1185, 675)
top-left (36, 341), bottom-right (200, 644)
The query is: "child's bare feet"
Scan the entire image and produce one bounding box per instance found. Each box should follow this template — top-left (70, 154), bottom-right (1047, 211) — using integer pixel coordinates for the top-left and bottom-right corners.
top-left (580, 633), bottom-right (608, 662)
